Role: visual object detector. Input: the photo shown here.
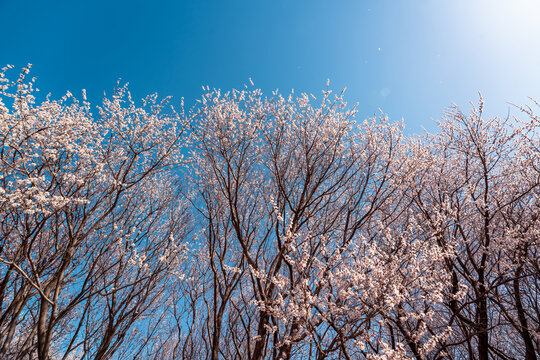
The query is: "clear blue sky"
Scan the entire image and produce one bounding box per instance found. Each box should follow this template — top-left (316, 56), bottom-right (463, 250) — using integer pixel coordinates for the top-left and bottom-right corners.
top-left (1, 0), bottom-right (539, 132)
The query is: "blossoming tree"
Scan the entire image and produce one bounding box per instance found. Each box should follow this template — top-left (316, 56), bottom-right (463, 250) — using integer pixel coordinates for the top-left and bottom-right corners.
top-left (0, 65), bottom-right (190, 360)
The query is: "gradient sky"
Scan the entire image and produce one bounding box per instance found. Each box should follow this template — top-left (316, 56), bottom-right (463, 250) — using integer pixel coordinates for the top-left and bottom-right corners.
top-left (1, 0), bottom-right (539, 133)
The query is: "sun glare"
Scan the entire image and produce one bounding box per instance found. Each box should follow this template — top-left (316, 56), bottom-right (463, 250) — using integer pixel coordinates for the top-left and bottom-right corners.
top-left (473, 0), bottom-right (540, 44)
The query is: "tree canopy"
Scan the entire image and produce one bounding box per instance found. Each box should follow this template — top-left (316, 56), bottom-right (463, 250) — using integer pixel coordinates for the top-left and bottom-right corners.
top-left (1, 66), bottom-right (539, 360)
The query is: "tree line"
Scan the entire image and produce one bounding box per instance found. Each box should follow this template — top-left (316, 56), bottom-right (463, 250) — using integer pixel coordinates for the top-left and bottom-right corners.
top-left (0, 65), bottom-right (538, 360)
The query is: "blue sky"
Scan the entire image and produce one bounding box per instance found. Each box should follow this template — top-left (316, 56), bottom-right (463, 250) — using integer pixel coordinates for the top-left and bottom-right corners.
top-left (1, 0), bottom-right (539, 132)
